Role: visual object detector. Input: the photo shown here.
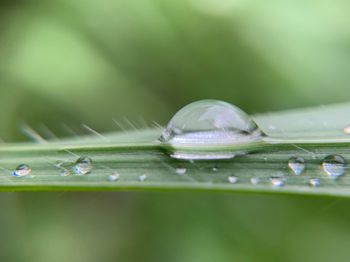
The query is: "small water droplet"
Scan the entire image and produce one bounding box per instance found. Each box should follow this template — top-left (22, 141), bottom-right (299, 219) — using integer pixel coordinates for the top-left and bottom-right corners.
top-left (212, 166), bottom-right (219, 172)
top-left (13, 164), bottom-right (32, 177)
top-left (344, 125), bottom-right (350, 134)
top-left (270, 177), bottom-right (284, 187)
top-left (228, 176), bottom-right (238, 184)
top-left (250, 177), bottom-right (260, 185)
top-left (108, 173), bottom-right (120, 181)
top-left (288, 156), bottom-right (306, 175)
top-left (322, 155), bottom-right (346, 178)
top-left (139, 174), bottom-right (147, 181)
top-left (309, 178), bottom-right (320, 187)
top-left (73, 156), bottom-right (93, 175)
top-left (159, 100), bottom-right (264, 160)
top-left (175, 166), bottom-right (187, 175)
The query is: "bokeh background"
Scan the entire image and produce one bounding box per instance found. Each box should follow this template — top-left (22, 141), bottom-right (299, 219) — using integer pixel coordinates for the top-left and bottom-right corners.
top-left (1, 0), bottom-right (350, 261)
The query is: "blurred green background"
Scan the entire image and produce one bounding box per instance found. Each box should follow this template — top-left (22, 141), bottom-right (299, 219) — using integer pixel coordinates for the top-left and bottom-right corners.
top-left (1, 0), bottom-right (350, 261)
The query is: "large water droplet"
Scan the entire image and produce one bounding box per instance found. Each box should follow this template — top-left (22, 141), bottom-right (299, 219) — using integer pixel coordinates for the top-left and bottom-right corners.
top-left (73, 157), bottom-right (93, 175)
top-left (13, 164), bottom-right (32, 177)
top-left (288, 156), bottom-right (306, 175)
top-left (322, 155), bottom-right (346, 178)
top-left (159, 100), bottom-right (264, 160)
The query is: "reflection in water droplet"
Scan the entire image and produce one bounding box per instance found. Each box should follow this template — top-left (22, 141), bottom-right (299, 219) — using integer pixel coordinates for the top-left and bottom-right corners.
top-left (13, 164), bottom-right (32, 177)
top-left (344, 125), bottom-right (350, 135)
top-left (270, 177), bottom-right (284, 187)
top-left (250, 177), bottom-right (260, 185)
top-left (288, 156), bottom-right (306, 176)
top-left (73, 156), bottom-right (93, 175)
top-left (60, 170), bottom-right (71, 177)
top-left (159, 100), bottom-right (264, 160)
top-left (139, 174), bottom-right (147, 181)
top-left (175, 167), bottom-right (187, 175)
top-left (228, 176), bottom-right (238, 184)
top-left (322, 155), bottom-right (346, 178)
top-left (108, 173), bottom-right (120, 181)
top-left (309, 178), bottom-right (320, 187)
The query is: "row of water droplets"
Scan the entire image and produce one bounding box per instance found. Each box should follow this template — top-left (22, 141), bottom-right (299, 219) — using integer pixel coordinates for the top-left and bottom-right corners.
top-left (10, 100), bottom-right (349, 188)
top-left (12, 156), bottom-right (148, 182)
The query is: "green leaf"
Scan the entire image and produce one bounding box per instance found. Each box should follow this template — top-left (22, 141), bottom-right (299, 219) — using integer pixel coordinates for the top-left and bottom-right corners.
top-left (1, 102), bottom-right (350, 197)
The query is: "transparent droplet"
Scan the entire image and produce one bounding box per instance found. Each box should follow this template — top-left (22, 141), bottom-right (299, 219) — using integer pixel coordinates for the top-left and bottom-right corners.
top-left (108, 173), bottom-right (120, 181)
top-left (13, 164), bottom-right (32, 177)
top-left (250, 177), bottom-right (260, 185)
top-left (309, 178), bottom-right (320, 187)
top-left (228, 176), bottom-right (238, 184)
top-left (175, 166), bottom-right (187, 175)
top-left (322, 155), bottom-right (346, 178)
top-left (139, 174), bottom-right (147, 181)
top-left (288, 156), bottom-right (306, 176)
top-left (270, 177), bottom-right (284, 187)
top-left (212, 166), bottom-right (219, 172)
top-left (159, 100), bottom-right (264, 160)
top-left (73, 156), bottom-right (93, 175)
top-left (344, 125), bottom-right (350, 135)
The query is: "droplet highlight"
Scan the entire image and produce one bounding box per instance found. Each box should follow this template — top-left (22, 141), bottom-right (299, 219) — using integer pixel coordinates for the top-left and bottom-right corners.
top-left (228, 176), bottom-right (238, 184)
top-left (73, 156), bottom-right (93, 175)
top-left (159, 100), bottom-right (264, 160)
top-left (309, 178), bottom-right (320, 187)
top-left (322, 155), bottom-right (346, 178)
top-left (13, 164), bottom-right (32, 177)
top-left (288, 156), bottom-right (306, 176)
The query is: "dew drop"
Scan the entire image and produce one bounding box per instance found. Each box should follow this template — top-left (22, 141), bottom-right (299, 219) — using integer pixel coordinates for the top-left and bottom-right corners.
top-left (228, 176), bottom-right (238, 184)
top-left (212, 166), bottom-right (219, 172)
top-left (250, 177), bottom-right (260, 185)
top-left (322, 155), bottom-right (346, 178)
top-left (159, 100), bottom-right (264, 160)
top-left (73, 156), bottom-right (93, 175)
top-left (175, 166), bottom-right (187, 175)
top-left (108, 173), bottom-right (120, 181)
top-left (270, 177), bottom-right (284, 187)
top-left (288, 156), bottom-right (306, 176)
top-left (309, 178), bottom-right (320, 187)
top-left (139, 174), bottom-right (147, 181)
top-left (13, 164), bottom-right (32, 177)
